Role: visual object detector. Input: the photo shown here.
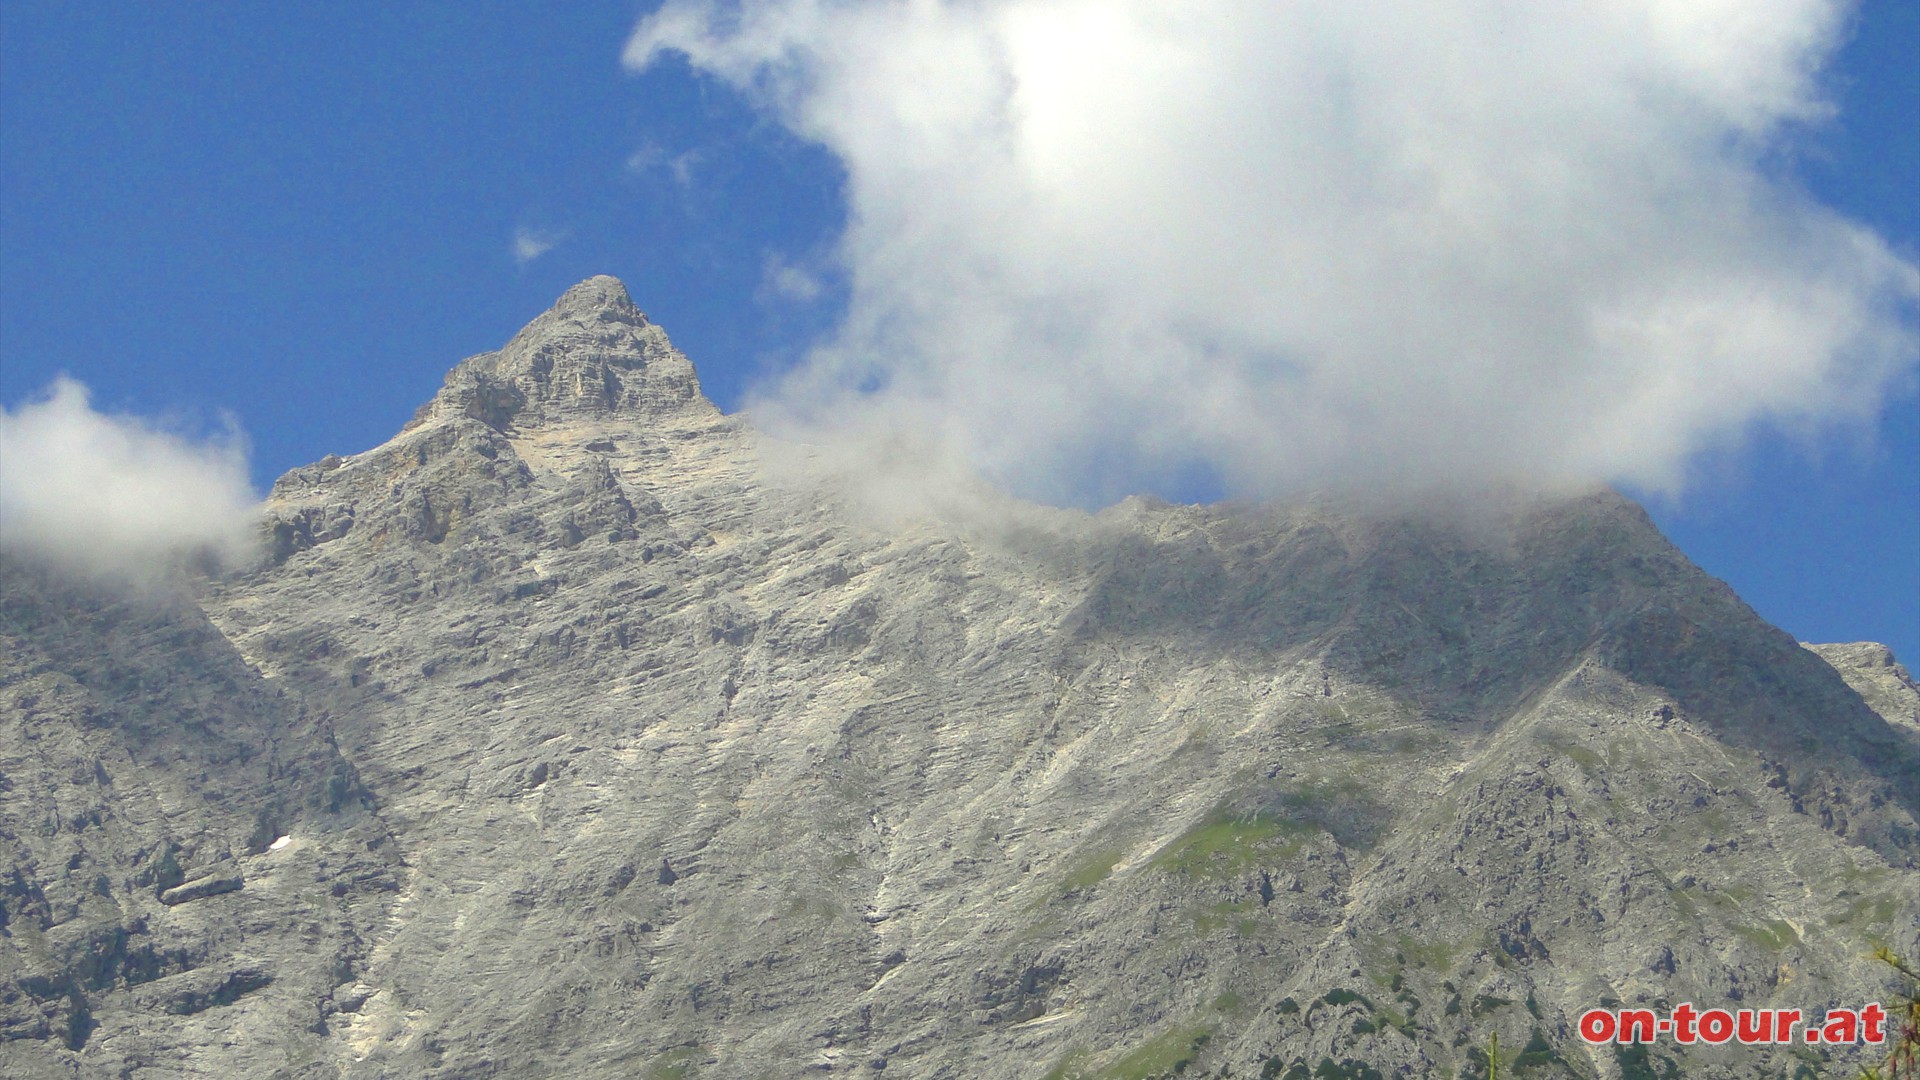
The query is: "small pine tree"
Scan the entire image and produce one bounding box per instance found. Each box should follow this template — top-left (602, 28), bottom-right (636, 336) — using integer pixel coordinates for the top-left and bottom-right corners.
top-left (1860, 946), bottom-right (1918, 1080)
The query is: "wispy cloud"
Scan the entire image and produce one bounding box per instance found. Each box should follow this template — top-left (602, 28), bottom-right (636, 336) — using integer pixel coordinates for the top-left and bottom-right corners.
top-left (513, 226), bottom-right (565, 265)
top-left (630, 0), bottom-right (1919, 507)
top-left (0, 378), bottom-right (261, 581)
top-left (625, 141), bottom-right (704, 188)
top-left (758, 252), bottom-right (825, 304)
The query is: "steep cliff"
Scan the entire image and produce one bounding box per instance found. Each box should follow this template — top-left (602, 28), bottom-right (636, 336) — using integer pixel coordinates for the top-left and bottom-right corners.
top-left (4, 278), bottom-right (1914, 1079)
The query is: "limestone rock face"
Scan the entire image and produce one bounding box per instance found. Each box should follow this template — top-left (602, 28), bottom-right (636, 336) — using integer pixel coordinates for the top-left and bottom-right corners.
top-left (0, 566), bottom-right (397, 1078)
top-left (1808, 641), bottom-right (1920, 737)
top-left (423, 275), bottom-right (714, 431)
top-left (3, 279), bottom-right (1916, 1079)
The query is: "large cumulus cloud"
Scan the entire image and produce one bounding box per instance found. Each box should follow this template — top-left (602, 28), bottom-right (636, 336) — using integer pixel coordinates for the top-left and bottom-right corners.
top-left (629, 0), bottom-right (1917, 505)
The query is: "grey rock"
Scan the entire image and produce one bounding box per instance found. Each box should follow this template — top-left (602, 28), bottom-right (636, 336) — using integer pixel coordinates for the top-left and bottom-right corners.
top-left (4, 277), bottom-right (1915, 1079)
top-left (158, 872), bottom-right (243, 906)
top-left (130, 965), bottom-right (274, 1016)
top-left (416, 274), bottom-right (716, 432)
top-left (1809, 640), bottom-right (1920, 735)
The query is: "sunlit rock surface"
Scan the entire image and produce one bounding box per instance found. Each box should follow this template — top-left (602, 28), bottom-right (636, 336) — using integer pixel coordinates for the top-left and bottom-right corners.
top-left (4, 279), bottom-right (1915, 1079)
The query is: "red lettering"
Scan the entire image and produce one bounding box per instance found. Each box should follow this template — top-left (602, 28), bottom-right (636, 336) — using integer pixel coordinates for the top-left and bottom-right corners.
top-left (1560, 1001), bottom-right (1885, 1047)
top-left (1861, 1003), bottom-right (1887, 1044)
top-left (1579, 1009), bottom-right (1617, 1044)
top-left (1671, 1002), bottom-right (1699, 1044)
top-left (1823, 1009), bottom-right (1859, 1045)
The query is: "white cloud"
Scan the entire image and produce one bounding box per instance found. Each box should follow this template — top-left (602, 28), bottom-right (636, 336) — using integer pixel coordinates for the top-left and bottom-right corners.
top-left (0, 378), bottom-right (261, 581)
top-left (759, 252), bottom-right (825, 304)
top-left (513, 226), bottom-right (565, 265)
top-left (629, 0), bottom-right (1919, 507)
top-left (667, 148), bottom-right (703, 187)
top-left (626, 141), bottom-right (704, 188)
top-left (625, 141), bottom-right (668, 174)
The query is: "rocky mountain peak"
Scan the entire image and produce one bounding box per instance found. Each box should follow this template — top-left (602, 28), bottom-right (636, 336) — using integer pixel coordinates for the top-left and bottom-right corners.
top-left (418, 276), bottom-right (716, 432)
top-left (547, 273), bottom-right (644, 323)
top-left (6, 281), bottom-right (1917, 1079)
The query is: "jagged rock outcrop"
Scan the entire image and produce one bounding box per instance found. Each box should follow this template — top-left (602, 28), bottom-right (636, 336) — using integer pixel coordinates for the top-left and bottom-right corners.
top-left (1809, 641), bottom-right (1920, 737)
top-left (4, 278), bottom-right (1915, 1079)
top-left (420, 274), bottom-right (714, 431)
top-left (0, 566), bottom-right (398, 1077)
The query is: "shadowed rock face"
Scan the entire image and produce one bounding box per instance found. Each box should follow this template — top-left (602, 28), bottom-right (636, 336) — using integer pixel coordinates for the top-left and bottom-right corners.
top-left (3, 278), bottom-right (1915, 1079)
top-left (0, 565), bottom-right (397, 1076)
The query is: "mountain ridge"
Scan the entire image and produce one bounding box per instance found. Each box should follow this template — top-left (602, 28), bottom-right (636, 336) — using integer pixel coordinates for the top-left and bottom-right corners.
top-left (3, 277), bottom-right (1915, 1079)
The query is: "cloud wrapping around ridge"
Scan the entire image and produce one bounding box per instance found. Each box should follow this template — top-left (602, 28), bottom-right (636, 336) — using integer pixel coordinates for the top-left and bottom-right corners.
top-left (628, 0), bottom-right (1919, 505)
top-left (0, 378), bottom-right (261, 580)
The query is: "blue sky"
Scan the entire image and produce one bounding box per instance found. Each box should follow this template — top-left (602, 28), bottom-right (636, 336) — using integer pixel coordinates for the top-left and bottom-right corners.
top-left (1, 2), bottom-right (1915, 661)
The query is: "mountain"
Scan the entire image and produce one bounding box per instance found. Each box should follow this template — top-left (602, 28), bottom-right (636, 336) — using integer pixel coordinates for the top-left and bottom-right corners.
top-left (3, 278), bottom-right (1916, 1080)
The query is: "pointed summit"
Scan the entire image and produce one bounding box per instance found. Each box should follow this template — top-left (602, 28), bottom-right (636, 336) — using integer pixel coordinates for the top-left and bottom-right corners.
top-left (547, 274), bottom-right (643, 322)
top-left (423, 276), bottom-right (716, 430)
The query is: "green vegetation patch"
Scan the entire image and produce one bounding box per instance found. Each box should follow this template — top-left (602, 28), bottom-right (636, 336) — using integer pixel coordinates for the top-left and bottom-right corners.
top-left (1557, 742), bottom-right (1605, 772)
top-left (642, 1046), bottom-right (702, 1080)
top-left (1042, 1026), bottom-right (1213, 1080)
top-left (1149, 811), bottom-right (1311, 879)
top-left (1397, 926), bottom-right (1451, 968)
top-left (1152, 776), bottom-right (1395, 880)
top-left (1031, 847), bottom-right (1127, 908)
top-left (1259, 1058), bottom-right (1384, 1080)
top-left (1734, 918), bottom-right (1799, 952)
top-left (1832, 891), bottom-right (1899, 929)
top-left (1062, 849), bottom-right (1125, 891)
top-left (1373, 1007), bottom-right (1412, 1034)
top-left (1188, 897), bottom-right (1263, 937)
top-left (1262, 778), bottom-right (1394, 850)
